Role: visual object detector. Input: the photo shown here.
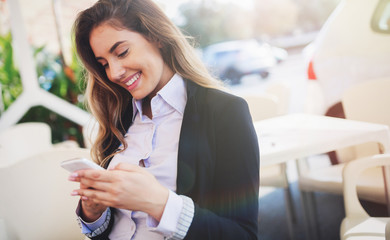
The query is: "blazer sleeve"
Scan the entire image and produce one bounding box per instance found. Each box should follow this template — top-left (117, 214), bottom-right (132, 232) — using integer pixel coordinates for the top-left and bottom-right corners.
top-left (184, 96), bottom-right (260, 240)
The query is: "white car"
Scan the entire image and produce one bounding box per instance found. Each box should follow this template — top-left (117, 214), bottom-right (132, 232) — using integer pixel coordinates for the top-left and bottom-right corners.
top-left (202, 39), bottom-right (287, 84)
top-left (304, 0), bottom-right (390, 116)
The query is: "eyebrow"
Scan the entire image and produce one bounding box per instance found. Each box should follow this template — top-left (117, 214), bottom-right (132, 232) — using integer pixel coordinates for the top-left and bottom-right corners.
top-left (96, 41), bottom-right (126, 60)
top-left (109, 41), bottom-right (126, 53)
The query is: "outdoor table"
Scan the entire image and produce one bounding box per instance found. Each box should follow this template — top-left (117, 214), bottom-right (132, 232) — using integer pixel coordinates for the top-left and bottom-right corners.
top-left (255, 113), bottom-right (390, 215)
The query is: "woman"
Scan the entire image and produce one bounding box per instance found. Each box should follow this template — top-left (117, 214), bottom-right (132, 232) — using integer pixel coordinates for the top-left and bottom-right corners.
top-left (69, 0), bottom-right (259, 239)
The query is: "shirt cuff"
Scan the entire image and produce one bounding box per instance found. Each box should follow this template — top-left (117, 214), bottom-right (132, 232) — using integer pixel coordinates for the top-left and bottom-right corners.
top-left (79, 209), bottom-right (109, 233)
top-left (147, 190), bottom-right (183, 235)
top-left (76, 200), bottom-right (110, 236)
top-left (169, 195), bottom-right (194, 240)
top-left (147, 191), bottom-right (194, 240)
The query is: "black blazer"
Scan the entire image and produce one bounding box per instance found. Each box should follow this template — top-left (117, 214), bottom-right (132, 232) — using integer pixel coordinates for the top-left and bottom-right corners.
top-left (96, 80), bottom-right (260, 240)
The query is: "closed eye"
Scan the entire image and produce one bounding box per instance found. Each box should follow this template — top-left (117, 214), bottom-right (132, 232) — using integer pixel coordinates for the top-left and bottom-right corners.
top-left (118, 49), bottom-right (129, 58)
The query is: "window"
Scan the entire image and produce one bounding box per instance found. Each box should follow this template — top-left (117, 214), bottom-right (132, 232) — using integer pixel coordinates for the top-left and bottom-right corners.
top-left (372, 0), bottom-right (390, 33)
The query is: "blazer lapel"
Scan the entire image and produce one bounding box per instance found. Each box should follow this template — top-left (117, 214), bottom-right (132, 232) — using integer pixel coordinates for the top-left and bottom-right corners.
top-left (176, 80), bottom-right (200, 195)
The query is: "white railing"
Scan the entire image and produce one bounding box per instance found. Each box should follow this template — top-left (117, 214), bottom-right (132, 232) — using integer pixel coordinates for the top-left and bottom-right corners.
top-left (0, 0), bottom-right (92, 132)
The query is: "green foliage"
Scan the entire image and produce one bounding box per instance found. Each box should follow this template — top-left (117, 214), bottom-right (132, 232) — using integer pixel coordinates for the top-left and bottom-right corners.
top-left (0, 33), bottom-right (22, 112)
top-left (33, 46), bottom-right (87, 109)
top-left (0, 32), bottom-right (87, 145)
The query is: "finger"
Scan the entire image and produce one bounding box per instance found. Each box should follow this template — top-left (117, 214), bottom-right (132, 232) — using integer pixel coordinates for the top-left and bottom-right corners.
top-left (87, 197), bottom-right (124, 210)
top-left (114, 162), bottom-right (143, 172)
top-left (68, 173), bottom-right (81, 182)
top-left (73, 188), bottom-right (114, 206)
top-left (75, 169), bottom-right (114, 183)
top-left (79, 177), bottom-right (113, 192)
top-left (80, 183), bottom-right (91, 190)
top-left (70, 190), bottom-right (94, 202)
top-left (81, 197), bottom-right (113, 209)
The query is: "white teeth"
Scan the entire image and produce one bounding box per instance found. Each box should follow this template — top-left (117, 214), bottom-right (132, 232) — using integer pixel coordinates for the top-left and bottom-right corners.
top-left (125, 72), bottom-right (141, 86)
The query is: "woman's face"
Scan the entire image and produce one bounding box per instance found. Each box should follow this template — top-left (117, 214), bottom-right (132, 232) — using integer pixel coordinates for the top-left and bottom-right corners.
top-left (89, 23), bottom-right (174, 100)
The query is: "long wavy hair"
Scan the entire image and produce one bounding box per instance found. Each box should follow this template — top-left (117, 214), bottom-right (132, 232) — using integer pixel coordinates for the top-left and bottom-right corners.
top-left (74, 0), bottom-right (222, 166)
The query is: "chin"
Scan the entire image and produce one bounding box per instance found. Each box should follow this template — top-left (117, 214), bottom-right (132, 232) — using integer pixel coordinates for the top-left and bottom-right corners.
top-left (129, 91), bottom-right (146, 100)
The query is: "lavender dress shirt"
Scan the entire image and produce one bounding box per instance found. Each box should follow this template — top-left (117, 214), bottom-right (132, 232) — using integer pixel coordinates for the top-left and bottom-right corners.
top-left (78, 74), bottom-right (194, 239)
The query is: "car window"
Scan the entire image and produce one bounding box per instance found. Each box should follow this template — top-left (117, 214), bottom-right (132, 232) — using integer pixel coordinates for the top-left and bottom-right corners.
top-left (214, 50), bottom-right (240, 65)
top-left (371, 0), bottom-right (390, 34)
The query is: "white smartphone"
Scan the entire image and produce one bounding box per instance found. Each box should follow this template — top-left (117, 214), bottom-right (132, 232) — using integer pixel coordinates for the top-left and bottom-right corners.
top-left (61, 158), bottom-right (105, 173)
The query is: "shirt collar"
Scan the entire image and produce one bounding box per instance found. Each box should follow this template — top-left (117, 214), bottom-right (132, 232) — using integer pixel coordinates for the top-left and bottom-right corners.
top-left (131, 73), bottom-right (187, 120)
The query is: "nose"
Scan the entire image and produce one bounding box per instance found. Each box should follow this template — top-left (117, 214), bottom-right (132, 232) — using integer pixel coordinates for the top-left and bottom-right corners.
top-left (108, 61), bottom-right (125, 82)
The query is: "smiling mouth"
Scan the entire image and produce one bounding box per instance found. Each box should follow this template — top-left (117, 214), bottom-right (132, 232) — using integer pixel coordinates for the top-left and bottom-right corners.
top-left (124, 72), bottom-right (141, 86)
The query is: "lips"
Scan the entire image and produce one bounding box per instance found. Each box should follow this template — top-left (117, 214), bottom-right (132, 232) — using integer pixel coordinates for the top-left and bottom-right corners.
top-left (122, 71), bottom-right (141, 91)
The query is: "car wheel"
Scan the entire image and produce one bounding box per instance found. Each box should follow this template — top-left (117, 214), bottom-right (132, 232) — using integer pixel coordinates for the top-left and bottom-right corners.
top-left (260, 71), bottom-right (269, 79)
top-left (224, 68), bottom-right (242, 85)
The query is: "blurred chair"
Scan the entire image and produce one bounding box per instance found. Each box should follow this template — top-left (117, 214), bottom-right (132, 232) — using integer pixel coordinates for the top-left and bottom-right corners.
top-left (342, 78), bottom-right (390, 160)
top-left (242, 93), bottom-right (296, 239)
top-left (297, 78), bottom-right (390, 239)
top-left (0, 122), bottom-right (79, 167)
top-left (298, 158), bottom-right (387, 239)
top-left (82, 118), bottom-right (99, 149)
top-left (243, 94), bottom-right (280, 120)
top-left (265, 82), bottom-right (291, 115)
top-left (0, 122), bottom-right (52, 167)
top-left (334, 78), bottom-right (390, 164)
top-left (0, 147), bottom-right (90, 240)
top-left (340, 154), bottom-right (390, 240)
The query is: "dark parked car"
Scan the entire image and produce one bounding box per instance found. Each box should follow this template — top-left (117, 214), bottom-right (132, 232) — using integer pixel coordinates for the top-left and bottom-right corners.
top-left (202, 39), bottom-right (287, 84)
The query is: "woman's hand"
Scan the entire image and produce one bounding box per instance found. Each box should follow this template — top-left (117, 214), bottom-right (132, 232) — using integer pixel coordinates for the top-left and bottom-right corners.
top-left (69, 174), bottom-right (108, 222)
top-left (80, 196), bottom-right (108, 222)
top-left (69, 163), bottom-right (169, 221)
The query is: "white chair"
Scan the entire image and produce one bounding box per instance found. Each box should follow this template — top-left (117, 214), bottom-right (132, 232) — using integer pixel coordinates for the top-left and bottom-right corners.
top-left (82, 118), bottom-right (99, 149)
top-left (0, 122), bottom-right (80, 167)
top-left (335, 78), bottom-right (390, 163)
top-left (298, 158), bottom-right (388, 240)
top-left (0, 122), bottom-right (52, 167)
top-left (243, 94), bottom-right (280, 121)
top-left (265, 82), bottom-right (291, 115)
top-left (340, 154), bottom-right (390, 240)
top-left (342, 78), bottom-right (390, 160)
top-left (242, 93), bottom-right (296, 239)
top-left (245, 94), bottom-right (290, 192)
top-left (297, 78), bottom-right (390, 239)
top-left (0, 147), bottom-right (91, 240)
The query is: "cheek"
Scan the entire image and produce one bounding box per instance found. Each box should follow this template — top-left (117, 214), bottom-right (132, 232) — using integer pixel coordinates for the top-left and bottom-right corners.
top-left (147, 48), bottom-right (165, 71)
top-left (144, 59), bottom-right (163, 79)
top-left (152, 58), bottom-right (165, 76)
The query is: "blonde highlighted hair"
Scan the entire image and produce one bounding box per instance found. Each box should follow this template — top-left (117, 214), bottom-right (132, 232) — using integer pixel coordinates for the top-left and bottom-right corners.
top-left (74, 0), bottom-right (222, 166)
